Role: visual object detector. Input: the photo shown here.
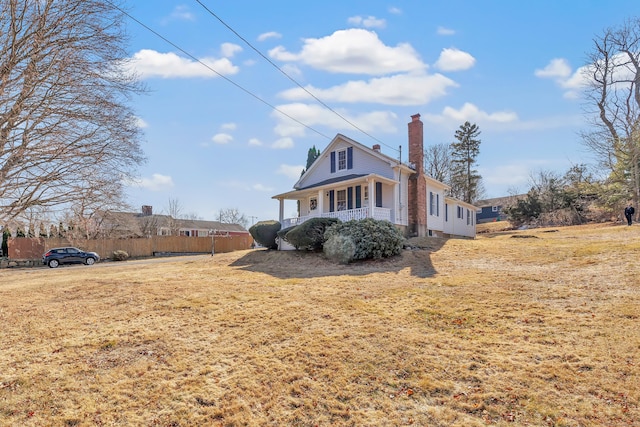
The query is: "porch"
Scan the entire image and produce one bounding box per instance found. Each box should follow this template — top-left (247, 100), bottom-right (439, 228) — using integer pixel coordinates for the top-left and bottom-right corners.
top-left (282, 206), bottom-right (391, 229)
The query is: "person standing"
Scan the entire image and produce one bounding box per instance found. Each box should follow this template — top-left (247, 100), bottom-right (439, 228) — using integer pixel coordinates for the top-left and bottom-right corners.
top-left (624, 203), bottom-right (635, 226)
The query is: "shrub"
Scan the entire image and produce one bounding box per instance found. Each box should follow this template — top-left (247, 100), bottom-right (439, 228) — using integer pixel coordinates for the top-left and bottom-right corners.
top-left (276, 225), bottom-right (296, 245)
top-left (112, 250), bottom-right (129, 261)
top-left (249, 220), bottom-right (281, 249)
top-left (323, 234), bottom-right (356, 264)
top-left (284, 217), bottom-right (340, 250)
top-left (324, 218), bottom-right (405, 260)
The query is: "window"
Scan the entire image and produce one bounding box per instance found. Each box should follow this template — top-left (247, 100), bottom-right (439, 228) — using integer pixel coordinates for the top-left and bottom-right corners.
top-left (338, 149), bottom-right (347, 170)
top-left (467, 209), bottom-right (471, 225)
top-left (309, 197), bottom-right (317, 211)
top-left (336, 190), bottom-right (346, 211)
top-left (430, 192), bottom-right (440, 216)
top-left (457, 206), bottom-right (464, 219)
top-left (445, 203), bottom-right (449, 221)
top-left (492, 205), bottom-right (499, 212)
top-left (364, 186), bottom-right (369, 202)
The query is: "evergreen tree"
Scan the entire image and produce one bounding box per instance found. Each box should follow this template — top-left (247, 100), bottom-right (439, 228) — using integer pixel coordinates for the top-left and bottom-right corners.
top-left (450, 122), bottom-right (482, 204)
top-left (1, 228), bottom-right (9, 257)
top-left (300, 146), bottom-right (321, 176)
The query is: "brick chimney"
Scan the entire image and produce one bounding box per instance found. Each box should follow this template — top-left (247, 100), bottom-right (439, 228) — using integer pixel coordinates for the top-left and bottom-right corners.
top-left (142, 205), bottom-right (153, 216)
top-left (372, 144), bottom-right (381, 152)
top-left (407, 114), bottom-right (427, 237)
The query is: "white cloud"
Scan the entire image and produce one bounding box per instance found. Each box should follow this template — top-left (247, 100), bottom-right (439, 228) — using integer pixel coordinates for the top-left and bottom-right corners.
top-left (535, 58), bottom-right (590, 98)
top-left (221, 122), bottom-right (237, 131)
top-left (253, 183), bottom-right (274, 192)
top-left (277, 164), bottom-right (305, 179)
top-left (480, 164), bottom-right (531, 190)
top-left (221, 43), bottom-right (242, 58)
top-left (279, 73), bottom-right (457, 106)
top-left (212, 133), bottom-right (233, 144)
top-left (129, 173), bottom-right (174, 191)
top-left (128, 49), bottom-right (239, 79)
top-left (388, 7), bottom-right (402, 15)
top-left (535, 58), bottom-right (572, 79)
top-left (248, 138), bottom-right (263, 146)
top-left (162, 5), bottom-right (195, 23)
top-left (282, 63), bottom-right (303, 77)
top-left (437, 26), bottom-right (456, 36)
top-left (348, 15), bottom-right (386, 29)
top-left (271, 103), bottom-right (398, 137)
top-left (133, 116), bottom-right (148, 128)
top-left (257, 31), bottom-right (282, 42)
top-left (423, 102), bottom-right (518, 125)
top-left (269, 29), bottom-right (426, 75)
top-left (272, 137), bottom-right (295, 149)
top-left (434, 48), bottom-right (476, 71)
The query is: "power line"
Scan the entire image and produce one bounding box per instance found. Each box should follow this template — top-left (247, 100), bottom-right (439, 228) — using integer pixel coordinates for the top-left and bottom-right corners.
top-left (106, 1), bottom-right (331, 140)
top-left (194, 0), bottom-right (400, 155)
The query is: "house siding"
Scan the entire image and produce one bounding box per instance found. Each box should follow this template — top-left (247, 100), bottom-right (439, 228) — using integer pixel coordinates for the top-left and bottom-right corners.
top-left (298, 138), bottom-right (395, 189)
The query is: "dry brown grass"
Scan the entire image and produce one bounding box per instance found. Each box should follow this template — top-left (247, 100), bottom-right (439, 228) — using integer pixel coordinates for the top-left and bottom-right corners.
top-left (1, 222), bottom-right (639, 426)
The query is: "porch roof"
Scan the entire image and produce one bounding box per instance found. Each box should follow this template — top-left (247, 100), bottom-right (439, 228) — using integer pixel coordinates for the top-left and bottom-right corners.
top-left (272, 173), bottom-right (398, 200)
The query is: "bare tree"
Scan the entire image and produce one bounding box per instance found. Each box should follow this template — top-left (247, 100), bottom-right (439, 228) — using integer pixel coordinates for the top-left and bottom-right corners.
top-left (165, 198), bottom-right (183, 236)
top-left (424, 143), bottom-right (452, 184)
top-left (218, 208), bottom-right (249, 229)
top-left (581, 17), bottom-right (640, 212)
top-left (0, 0), bottom-right (145, 223)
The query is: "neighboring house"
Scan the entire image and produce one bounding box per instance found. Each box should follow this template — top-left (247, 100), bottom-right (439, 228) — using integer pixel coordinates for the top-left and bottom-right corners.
top-left (98, 206), bottom-right (250, 238)
top-left (475, 195), bottom-right (523, 224)
top-left (272, 114), bottom-right (477, 241)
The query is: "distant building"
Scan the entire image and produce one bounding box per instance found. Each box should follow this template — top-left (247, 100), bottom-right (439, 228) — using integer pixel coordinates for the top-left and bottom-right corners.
top-left (97, 206), bottom-right (250, 238)
top-left (475, 195), bottom-right (524, 223)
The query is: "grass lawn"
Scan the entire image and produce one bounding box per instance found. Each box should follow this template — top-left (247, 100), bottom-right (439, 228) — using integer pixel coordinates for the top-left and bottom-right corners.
top-left (1, 222), bottom-right (639, 426)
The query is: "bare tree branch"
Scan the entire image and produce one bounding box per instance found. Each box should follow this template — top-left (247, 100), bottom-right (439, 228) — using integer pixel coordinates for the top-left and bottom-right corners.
top-left (0, 0), bottom-right (145, 223)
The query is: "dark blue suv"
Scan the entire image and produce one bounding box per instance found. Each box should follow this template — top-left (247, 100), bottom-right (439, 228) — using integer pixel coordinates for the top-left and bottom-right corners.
top-left (43, 247), bottom-right (100, 268)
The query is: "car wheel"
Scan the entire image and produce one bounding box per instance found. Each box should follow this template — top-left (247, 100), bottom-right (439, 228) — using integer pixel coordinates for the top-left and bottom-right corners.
top-left (85, 257), bottom-right (95, 266)
top-left (48, 259), bottom-right (59, 268)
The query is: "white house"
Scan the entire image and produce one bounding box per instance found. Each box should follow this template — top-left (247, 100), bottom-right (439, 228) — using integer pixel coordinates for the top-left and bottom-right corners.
top-left (272, 114), bottom-right (477, 239)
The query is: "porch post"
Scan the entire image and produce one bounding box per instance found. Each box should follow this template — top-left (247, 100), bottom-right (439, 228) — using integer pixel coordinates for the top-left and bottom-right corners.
top-left (278, 197), bottom-right (284, 224)
top-left (367, 178), bottom-right (375, 218)
top-left (393, 181), bottom-right (399, 224)
top-left (317, 190), bottom-right (324, 215)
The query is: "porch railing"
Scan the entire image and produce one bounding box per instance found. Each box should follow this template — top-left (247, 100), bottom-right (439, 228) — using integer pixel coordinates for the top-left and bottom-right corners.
top-left (282, 207), bottom-right (392, 228)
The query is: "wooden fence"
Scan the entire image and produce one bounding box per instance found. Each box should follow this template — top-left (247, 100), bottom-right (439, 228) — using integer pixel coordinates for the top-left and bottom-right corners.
top-left (6, 234), bottom-right (253, 261)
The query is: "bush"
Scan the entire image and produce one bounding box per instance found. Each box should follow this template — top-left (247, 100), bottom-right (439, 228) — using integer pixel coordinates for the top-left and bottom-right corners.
top-left (276, 225), bottom-right (296, 245)
top-left (283, 217), bottom-right (340, 250)
top-left (323, 234), bottom-right (356, 264)
top-left (112, 250), bottom-right (129, 261)
top-left (249, 220), bottom-right (281, 249)
top-left (324, 218), bottom-right (405, 261)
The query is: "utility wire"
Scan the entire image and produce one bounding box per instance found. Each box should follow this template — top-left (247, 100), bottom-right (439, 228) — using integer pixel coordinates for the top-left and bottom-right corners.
top-left (195, 0), bottom-right (400, 154)
top-left (106, 1), bottom-right (331, 140)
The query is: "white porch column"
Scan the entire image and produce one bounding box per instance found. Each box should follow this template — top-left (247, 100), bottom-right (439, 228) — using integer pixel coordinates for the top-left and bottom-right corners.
top-left (367, 178), bottom-right (375, 218)
top-left (278, 198), bottom-right (284, 224)
top-left (393, 181), bottom-right (399, 224)
top-left (317, 190), bottom-right (324, 215)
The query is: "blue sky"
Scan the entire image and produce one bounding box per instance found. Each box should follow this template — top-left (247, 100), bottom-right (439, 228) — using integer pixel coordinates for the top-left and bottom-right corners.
top-left (122, 0), bottom-right (639, 224)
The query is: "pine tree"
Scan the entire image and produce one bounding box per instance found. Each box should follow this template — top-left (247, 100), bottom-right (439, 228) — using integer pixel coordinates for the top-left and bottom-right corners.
top-left (300, 146), bottom-right (321, 176)
top-left (450, 122), bottom-right (482, 204)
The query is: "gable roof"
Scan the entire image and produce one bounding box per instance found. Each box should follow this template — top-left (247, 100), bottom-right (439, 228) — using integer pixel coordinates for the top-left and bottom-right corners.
top-left (294, 133), bottom-right (414, 190)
